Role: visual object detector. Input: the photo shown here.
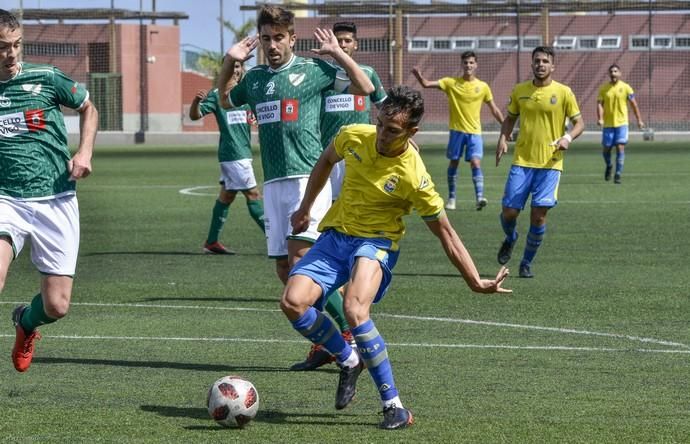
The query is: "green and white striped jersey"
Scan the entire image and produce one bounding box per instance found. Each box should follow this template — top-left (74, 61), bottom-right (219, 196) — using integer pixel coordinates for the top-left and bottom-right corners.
top-left (320, 63), bottom-right (387, 148)
top-left (229, 55), bottom-right (342, 184)
top-left (0, 63), bottom-right (88, 199)
top-left (197, 88), bottom-right (253, 162)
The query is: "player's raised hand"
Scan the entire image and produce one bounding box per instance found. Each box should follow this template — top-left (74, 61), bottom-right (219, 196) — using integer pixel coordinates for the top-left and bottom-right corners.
top-left (311, 28), bottom-right (339, 56)
top-left (227, 35), bottom-right (258, 62)
top-left (68, 150), bottom-right (93, 181)
top-left (290, 207), bottom-right (311, 235)
top-left (474, 266), bottom-right (512, 294)
top-left (193, 90), bottom-right (207, 102)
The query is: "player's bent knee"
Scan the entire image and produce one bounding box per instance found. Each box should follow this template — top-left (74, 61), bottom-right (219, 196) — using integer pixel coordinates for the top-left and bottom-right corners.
top-left (44, 295), bottom-right (71, 319)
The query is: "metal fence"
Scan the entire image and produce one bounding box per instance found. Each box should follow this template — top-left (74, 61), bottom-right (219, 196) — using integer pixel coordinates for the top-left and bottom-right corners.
top-left (7, 1), bottom-right (690, 136)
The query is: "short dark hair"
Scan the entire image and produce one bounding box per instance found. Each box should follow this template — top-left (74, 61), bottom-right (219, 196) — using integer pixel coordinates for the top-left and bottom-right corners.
top-left (461, 51), bottom-right (476, 61)
top-left (0, 9), bottom-right (20, 31)
top-left (532, 46), bottom-right (555, 62)
top-left (333, 21), bottom-right (357, 38)
top-left (608, 63), bottom-right (620, 72)
top-left (381, 85), bottom-right (425, 129)
top-left (257, 5), bottom-right (294, 34)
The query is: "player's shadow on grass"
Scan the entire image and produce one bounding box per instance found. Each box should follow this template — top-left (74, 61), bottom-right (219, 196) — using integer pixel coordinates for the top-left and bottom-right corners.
top-left (32, 356), bottom-right (291, 373)
top-left (83, 251), bottom-right (264, 257)
top-left (140, 405), bottom-right (361, 427)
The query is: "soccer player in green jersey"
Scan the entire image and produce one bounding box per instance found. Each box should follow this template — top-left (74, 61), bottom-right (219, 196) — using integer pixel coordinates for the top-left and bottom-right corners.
top-left (596, 64), bottom-right (645, 184)
top-left (281, 85), bottom-right (510, 429)
top-left (189, 60), bottom-right (265, 255)
top-left (0, 9), bottom-right (98, 372)
top-left (495, 47), bottom-right (584, 278)
top-left (217, 5), bottom-right (374, 286)
top-left (290, 21), bottom-right (388, 372)
top-left (412, 51), bottom-right (505, 211)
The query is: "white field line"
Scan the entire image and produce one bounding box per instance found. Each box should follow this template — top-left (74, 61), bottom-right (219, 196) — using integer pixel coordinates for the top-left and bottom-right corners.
top-left (0, 333), bottom-right (688, 355)
top-left (1, 301), bottom-right (687, 350)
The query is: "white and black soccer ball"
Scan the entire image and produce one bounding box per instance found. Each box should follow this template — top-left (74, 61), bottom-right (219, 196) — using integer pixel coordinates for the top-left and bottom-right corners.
top-left (207, 376), bottom-right (259, 428)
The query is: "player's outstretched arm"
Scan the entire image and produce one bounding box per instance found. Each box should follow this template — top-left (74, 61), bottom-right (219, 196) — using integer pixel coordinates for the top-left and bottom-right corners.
top-left (496, 114), bottom-right (517, 167)
top-left (312, 28), bottom-right (374, 96)
top-left (69, 99), bottom-right (98, 181)
top-left (291, 144), bottom-right (342, 235)
top-left (218, 36), bottom-right (258, 109)
top-left (411, 67), bottom-right (441, 89)
top-left (425, 215), bottom-right (511, 294)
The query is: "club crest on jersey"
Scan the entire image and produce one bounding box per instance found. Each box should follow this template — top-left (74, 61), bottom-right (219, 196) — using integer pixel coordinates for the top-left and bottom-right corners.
top-left (22, 84), bottom-right (42, 96)
top-left (550, 94), bottom-right (557, 105)
top-left (383, 175), bottom-right (400, 193)
top-left (288, 72), bottom-right (306, 86)
top-left (0, 95), bottom-right (10, 107)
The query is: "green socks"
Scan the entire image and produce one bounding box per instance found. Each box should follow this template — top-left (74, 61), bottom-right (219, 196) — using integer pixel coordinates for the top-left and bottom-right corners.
top-left (246, 199), bottom-right (265, 233)
top-left (324, 289), bottom-right (349, 332)
top-left (207, 199), bottom-right (230, 244)
top-left (20, 293), bottom-right (57, 333)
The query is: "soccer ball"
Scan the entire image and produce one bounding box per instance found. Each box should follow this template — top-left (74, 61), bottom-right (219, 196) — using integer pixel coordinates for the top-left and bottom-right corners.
top-left (207, 376), bottom-right (259, 428)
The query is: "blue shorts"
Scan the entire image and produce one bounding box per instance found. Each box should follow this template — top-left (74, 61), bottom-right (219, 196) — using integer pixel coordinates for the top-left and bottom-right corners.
top-left (502, 165), bottom-right (561, 210)
top-left (289, 229), bottom-right (399, 311)
top-left (602, 125), bottom-right (628, 148)
top-left (447, 130), bottom-right (483, 161)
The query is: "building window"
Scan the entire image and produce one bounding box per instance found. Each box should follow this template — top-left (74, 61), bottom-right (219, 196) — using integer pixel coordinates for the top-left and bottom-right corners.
top-left (652, 35), bottom-right (673, 49)
top-left (553, 36), bottom-right (576, 50)
top-left (675, 35), bottom-right (690, 49)
top-left (578, 37), bottom-right (597, 49)
top-left (630, 36), bottom-right (650, 50)
top-left (453, 38), bottom-right (476, 50)
top-left (521, 36), bottom-right (541, 50)
top-left (358, 38), bottom-right (390, 52)
top-left (408, 38), bottom-right (431, 51)
top-left (477, 38), bottom-right (496, 50)
top-left (598, 36), bottom-right (621, 49)
top-left (294, 39), bottom-right (318, 52)
top-left (497, 37), bottom-right (518, 50)
top-left (433, 39), bottom-right (452, 51)
top-left (24, 42), bottom-right (79, 57)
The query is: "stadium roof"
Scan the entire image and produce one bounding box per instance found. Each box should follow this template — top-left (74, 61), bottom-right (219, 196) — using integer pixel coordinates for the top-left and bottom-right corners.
top-left (13, 8), bottom-right (189, 23)
top-left (241, 1), bottom-right (689, 15)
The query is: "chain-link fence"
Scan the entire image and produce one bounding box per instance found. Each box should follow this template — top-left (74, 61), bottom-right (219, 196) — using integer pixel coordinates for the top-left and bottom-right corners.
top-left (6, 1), bottom-right (690, 139)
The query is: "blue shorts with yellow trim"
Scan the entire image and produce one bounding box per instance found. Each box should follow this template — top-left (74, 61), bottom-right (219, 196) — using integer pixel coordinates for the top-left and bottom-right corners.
top-left (447, 130), bottom-right (483, 161)
top-left (502, 165), bottom-right (561, 210)
top-left (289, 229), bottom-right (399, 310)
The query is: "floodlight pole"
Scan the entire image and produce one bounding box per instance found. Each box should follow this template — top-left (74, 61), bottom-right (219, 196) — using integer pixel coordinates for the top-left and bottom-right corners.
top-left (220, 0), bottom-right (224, 54)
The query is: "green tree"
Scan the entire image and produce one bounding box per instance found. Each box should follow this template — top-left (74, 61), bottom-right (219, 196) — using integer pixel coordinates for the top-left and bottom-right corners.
top-left (196, 18), bottom-right (256, 81)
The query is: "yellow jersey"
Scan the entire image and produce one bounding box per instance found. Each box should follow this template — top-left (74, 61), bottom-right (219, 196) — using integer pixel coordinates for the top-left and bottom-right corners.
top-left (598, 80), bottom-right (635, 128)
top-left (438, 77), bottom-right (493, 134)
top-left (320, 124), bottom-right (444, 250)
top-left (507, 80), bottom-right (581, 171)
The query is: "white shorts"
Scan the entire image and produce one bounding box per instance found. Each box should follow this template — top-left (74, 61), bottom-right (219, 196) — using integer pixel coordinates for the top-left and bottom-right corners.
top-left (0, 195), bottom-right (80, 276)
top-left (263, 178), bottom-right (332, 258)
top-left (329, 160), bottom-right (345, 200)
top-left (219, 159), bottom-right (258, 191)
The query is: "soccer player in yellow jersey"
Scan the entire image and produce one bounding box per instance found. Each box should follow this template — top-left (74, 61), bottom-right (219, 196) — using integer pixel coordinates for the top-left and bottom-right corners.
top-left (597, 64), bottom-right (645, 184)
top-left (495, 46), bottom-right (584, 278)
top-left (280, 85), bottom-right (511, 429)
top-left (412, 51), bottom-right (504, 211)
